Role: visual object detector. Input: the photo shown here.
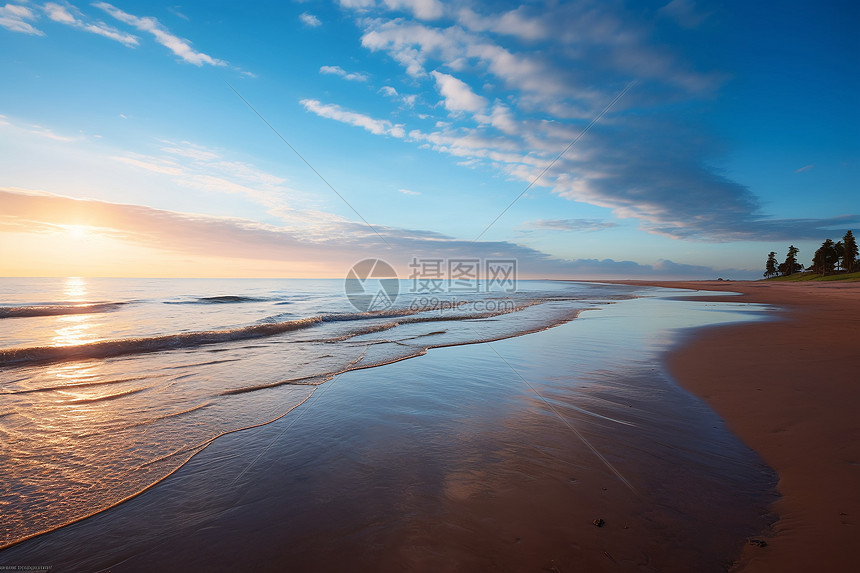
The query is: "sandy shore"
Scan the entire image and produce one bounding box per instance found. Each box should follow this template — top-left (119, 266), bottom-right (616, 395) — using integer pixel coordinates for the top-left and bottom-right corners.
top-left (0, 289), bottom-right (777, 572)
top-left (616, 280), bottom-right (860, 571)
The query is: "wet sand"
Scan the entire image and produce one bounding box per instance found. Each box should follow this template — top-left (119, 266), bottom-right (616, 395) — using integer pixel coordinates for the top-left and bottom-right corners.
top-left (0, 292), bottom-right (777, 571)
top-left (616, 280), bottom-right (860, 571)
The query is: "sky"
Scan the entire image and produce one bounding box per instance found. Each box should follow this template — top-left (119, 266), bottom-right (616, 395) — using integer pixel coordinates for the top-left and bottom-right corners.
top-left (1, 0), bottom-right (858, 279)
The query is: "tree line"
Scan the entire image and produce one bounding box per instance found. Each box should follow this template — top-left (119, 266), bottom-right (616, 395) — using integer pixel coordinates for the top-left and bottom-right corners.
top-left (764, 230), bottom-right (858, 278)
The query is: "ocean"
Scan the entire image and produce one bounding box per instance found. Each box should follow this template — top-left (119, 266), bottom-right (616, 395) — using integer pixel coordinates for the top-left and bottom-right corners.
top-left (0, 277), bottom-right (777, 570)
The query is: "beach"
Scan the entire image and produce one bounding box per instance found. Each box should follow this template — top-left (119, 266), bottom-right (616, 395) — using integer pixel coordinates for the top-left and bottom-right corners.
top-left (619, 280), bottom-right (860, 571)
top-left (2, 279), bottom-right (856, 571)
top-left (0, 282), bottom-right (780, 571)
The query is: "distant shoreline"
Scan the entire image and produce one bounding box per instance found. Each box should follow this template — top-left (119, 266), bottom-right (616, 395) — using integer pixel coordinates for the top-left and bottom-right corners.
top-left (603, 280), bottom-right (860, 571)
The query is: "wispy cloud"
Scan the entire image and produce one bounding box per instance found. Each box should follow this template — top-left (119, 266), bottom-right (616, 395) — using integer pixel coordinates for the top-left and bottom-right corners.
top-left (659, 0), bottom-right (709, 29)
top-left (27, 123), bottom-right (80, 142)
top-left (44, 2), bottom-right (138, 47)
top-left (114, 141), bottom-right (295, 212)
top-left (0, 3), bottom-right (43, 35)
top-left (328, 0), bottom-right (854, 242)
top-left (0, 188), bottom-right (750, 278)
top-left (795, 164), bottom-right (814, 173)
top-left (319, 65), bottom-right (368, 82)
top-left (299, 12), bottom-right (321, 27)
top-left (167, 6), bottom-right (189, 21)
top-left (301, 99), bottom-right (405, 138)
top-left (93, 2), bottom-right (225, 66)
top-left (527, 219), bottom-right (618, 232)
top-left (398, 188), bottom-right (420, 196)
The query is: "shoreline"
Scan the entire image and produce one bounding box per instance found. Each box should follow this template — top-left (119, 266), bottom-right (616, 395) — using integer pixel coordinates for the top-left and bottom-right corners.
top-left (0, 288), bottom-right (776, 571)
top-left (610, 280), bottom-right (860, 571)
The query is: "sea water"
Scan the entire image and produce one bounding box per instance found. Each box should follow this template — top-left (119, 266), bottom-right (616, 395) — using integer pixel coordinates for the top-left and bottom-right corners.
top-left (0, 277), bottom-right (639, 548)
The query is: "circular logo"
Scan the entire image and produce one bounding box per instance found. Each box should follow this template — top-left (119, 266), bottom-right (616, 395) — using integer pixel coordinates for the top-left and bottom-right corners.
top-left (345, 259), bottom-right (399, 312)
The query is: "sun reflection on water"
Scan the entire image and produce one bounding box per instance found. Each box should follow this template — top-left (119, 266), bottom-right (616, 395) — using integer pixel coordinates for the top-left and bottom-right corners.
top-left (64, 277), bottom-right (87, 301)
top-left (52, 314), bottom-right (98, 347)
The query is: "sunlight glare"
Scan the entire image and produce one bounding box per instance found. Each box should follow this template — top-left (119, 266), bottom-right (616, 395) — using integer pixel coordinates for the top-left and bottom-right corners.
top-left (64, 277), bottom-right (87, 300)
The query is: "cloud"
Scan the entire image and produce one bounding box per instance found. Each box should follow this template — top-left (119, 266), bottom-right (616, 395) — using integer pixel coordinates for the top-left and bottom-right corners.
top-left (383, 0), bottom-right (444, 21)
top-left (379, 86), bottom-right (417, 107)
top-left (93, 2), bottom-right (225, 66)
top-left (331, 1), bottom-right (855, 242)
top-left (0, 3), bottom-right (43, 35)
top-left (527, 219), bottom-right (618, 232)
top-left (795, 164), bottom-right (814, 173)
top-left (430, 70), bottom-right (487, 115)
top-left (398, 188), bottom-right (420, 195)
top-left (301, 99), bottom-right (405, 138)
top-left (456, 6), bottom-right (549, 41)
top-left (112, 141), bottom-right (305, 216)
top-left (44, 2), bottom-right (138, 46)
top-left (319, 65), bottom-right (368, 82)
top-left (658, 0), bottom-right (709, 28)
top-left (0, 114), bottom-right (85, 143)
top-left (299, 12), bottom-right (321, 27)
top-left (167, 6), bottom-right (188, 21)
top-left (0, 188), bottom-right (750, 278)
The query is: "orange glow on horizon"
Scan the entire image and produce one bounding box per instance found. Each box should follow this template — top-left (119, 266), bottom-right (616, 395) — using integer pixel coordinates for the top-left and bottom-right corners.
top-left (0, 229), bottom-right (341, 278)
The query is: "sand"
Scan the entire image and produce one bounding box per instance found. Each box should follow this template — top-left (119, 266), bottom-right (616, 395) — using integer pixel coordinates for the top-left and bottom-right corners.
top-left (617, 280), bottom-right (860, 571)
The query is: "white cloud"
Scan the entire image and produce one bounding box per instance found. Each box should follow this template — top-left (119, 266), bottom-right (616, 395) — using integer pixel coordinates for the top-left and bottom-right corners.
top-left (379, 86), bottom-right (417, 108)
top-left (457, 6), bottom-right (548, 41)
top-left (44, 2), bottom-right (138, 47)
top-left (299, 12), bottom-right (321, 27)
top-left (319, 65), bottom-right (368, 82)
top-left (430, 70), bottom-right (487, 115)
top-left (337, 2), bottom-right (776, 241)
top-left (338, 0), bottom-right (375, 9)
top-left (398, 188), bottom-right (420, 195)
top-left (0, 3), bottom-right (43, 35)
top-left (301, 99), bottom-right (405, 138)
top-left (383, 0), bottom-right (444, 20)
top-left (93, 2), bottom-right (225, 66)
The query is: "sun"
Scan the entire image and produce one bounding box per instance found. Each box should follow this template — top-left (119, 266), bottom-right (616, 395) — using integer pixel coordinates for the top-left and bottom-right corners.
top-left (61, 224), bottom-right (91, 240)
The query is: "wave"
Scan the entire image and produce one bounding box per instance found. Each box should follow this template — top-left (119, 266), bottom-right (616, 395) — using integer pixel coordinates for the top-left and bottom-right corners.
top-left (78, 402), bottom-right (213, 438)
top-left (64, 386), bottom-right (151, 405)
top-left (0, 316), bottom-right (324, 367)
top-left (163, 295), bottom-right (276, 305)
top-left (0, 302), bottom-right (127, 319)
top-left (0, 300), bottom-right (543, 368)
top-left (0, 376), bottom-right (148, 395)
top-left (220, 353), bottom-right (367, 395)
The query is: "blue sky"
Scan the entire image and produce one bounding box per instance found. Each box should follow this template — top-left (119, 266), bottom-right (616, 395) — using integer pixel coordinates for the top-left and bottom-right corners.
top-left (1, 0), bottom-right (858, 278)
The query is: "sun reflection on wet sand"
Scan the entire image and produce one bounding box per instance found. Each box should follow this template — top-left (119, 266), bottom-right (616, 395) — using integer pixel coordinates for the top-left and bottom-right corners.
top-left (52, 314), bottom-right (98, 347)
